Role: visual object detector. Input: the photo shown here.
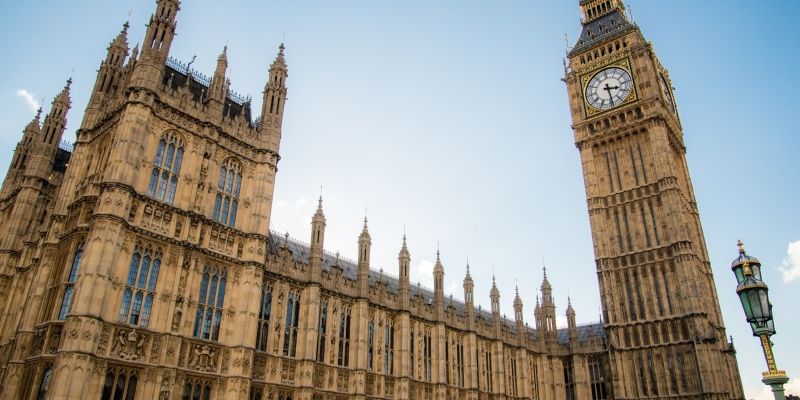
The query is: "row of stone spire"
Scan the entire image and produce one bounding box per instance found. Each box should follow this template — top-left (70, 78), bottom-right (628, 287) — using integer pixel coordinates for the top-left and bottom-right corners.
top-left (305, 196), bottom-right (581, 338)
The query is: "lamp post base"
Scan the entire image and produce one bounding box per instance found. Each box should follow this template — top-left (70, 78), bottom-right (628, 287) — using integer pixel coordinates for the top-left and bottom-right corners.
top-left (762, 371), bottom-right (789, 400)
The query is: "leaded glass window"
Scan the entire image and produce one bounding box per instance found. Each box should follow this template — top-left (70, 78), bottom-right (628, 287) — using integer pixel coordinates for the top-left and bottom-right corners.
top-left (383, 319), bottom-right (394, 375)
top-left (119, 244), bottom-right (161, 327)
top-left (212, 159), bottom-right (242, 227)
top-left (147, 132), bottom-right (184, 204)
top-left (100, 366), bottom-right (138, 400)
top-left (337, 305), bottom-right (351, 367)
top-left (193, 266), bottom-right (226, 340)
top-left (256, 280), bottom-right (273, 352)
top-left (282, 289), bottom-right (300, 357)
top-left (58, 242), bottom-right (83, 320)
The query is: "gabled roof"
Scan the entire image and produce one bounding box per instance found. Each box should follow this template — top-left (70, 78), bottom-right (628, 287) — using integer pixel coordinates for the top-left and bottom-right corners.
top-left (569, 10), bottom-right (636, 57)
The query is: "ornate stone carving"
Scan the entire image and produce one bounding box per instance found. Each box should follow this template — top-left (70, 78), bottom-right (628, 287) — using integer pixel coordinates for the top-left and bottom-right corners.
top-left (112, 328), bottom-right (146, 361)
top-left (189, 343), bottom-right (217, 372)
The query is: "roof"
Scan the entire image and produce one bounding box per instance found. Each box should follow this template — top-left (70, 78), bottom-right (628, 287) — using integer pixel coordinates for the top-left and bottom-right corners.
top-left (569, 10), bottom-right (636, 57)
top-left (266, 232), bottom-right (606, 344)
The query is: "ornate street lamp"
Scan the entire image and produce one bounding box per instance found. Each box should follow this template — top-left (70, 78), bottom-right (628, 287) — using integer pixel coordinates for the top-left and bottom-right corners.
top-left (731, 240), bottom-right (789, 400)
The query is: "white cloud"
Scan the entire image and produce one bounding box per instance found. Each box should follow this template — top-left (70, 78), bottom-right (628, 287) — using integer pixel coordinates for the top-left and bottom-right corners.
top-left (777, 240), bottom-right (800, 283)
top-left (748, 377), bottom-right (800, 400)
top-left (15, 89), bottom-right (40, 112)
top-left (294, 196), bottom-right (309, 209)
top-left (411, 259), bottom-right (434, 289)
top-left (275, 199), bottom-right (287, 209)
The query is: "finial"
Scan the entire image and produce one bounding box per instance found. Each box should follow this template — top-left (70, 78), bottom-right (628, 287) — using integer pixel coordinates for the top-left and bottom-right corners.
top-left (335, 251), bottom-right (340, 265)
top-left (279, 42), bottom-right (285, 54)
top-left (515, 284), bottom-right (520, 297)
top-left (737, 239), bottom-right (745, 255)
top-left (283, 232), bottom-right (289, 248)
top-left (436, 241), bottom-right (441, 261)
top-left (567, 295), bottom-right (572, 306)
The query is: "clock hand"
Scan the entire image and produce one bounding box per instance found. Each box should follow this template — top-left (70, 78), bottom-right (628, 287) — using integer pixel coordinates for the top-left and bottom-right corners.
top-left (603, 83), bottom-right (620, 106)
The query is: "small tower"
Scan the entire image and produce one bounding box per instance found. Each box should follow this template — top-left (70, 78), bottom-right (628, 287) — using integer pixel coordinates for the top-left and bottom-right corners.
top-left (463, 263), bottom-right (474, 328)
top-left (1, 109), bottom-right (42, 196)
top-left (132, 0), bottom-right (180, 89)
top-left (490, 276), bottom-right (501, 334)
top-left (308, 196), bottom-right (326, 283)
top-left (567, 297), bottom-right (577, 340)
top-left (208, 46), bottom-right (229, 109)
top-left (357, 216), bottom-right (371, 297)
top-left (82, 21), bottom-right (129, 129)
top-left (513, 286), bottom-right (525, 336)
top-left (540, 266), bottom-right (557, 339)
top-left (398, 234), bottom-right (411, 310)
top-left (534, 296), bottom-right (543, 331)
top-left (433, 248), bottom-right (445, 320)
top-left (260, 43), bottom-right (288, 153)
top-left (39, 79), bottom-right (72, 149)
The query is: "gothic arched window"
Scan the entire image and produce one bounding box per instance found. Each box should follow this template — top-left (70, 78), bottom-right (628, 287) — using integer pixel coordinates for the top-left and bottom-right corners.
top-left (316, 299), bottom-right (329, 362)
top-left (256, 280), bottom-right (273, 352)
top-left (383, 319), bottom-right (394, 374)
top-left (182, 378), bottom-right (212, 400)
top-left (282, 290), bottom-right (301, 357)
top-left (337, 305), bottom-right (352, 367)
top-left (118, 244), bottom-right (161, 327)
top-left (58, 242), bottom-right (84, 320)
top-left (193, 266), bottom-right (226, 340)
top-left (100, 367), bottom-right (138, 400)
top-left (212, 159), bottom-right (242, 227)
top-left (36, 366), bottom-right (52, 400)
top-left (147, 132), bottom-right (184, 204)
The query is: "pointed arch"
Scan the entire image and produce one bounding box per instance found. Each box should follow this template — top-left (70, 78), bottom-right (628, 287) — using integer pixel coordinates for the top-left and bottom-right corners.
top-left (147, 131), bottom-right (185, 204)
top-left (213, 157), bottom-right (243, 227)
top-left (58, 241), bottom-right (84, 319)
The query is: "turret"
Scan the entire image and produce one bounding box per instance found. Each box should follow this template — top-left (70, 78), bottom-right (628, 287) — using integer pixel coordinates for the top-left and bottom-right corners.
top-left (40, 79), bottom-right (72, 148)
top-left (131, 0), bottom-right (180, 89)
top-left (513, 286), bottom-right (524, 335)
top-left (82, 22), bottom-right (129, 129)
top-left (357, 217), bottom-right (371, 297)
top-left (433, 248), bottom-right (444, 320)
top-left (208, 46), bottom-right (229, 107)
top-left (534, 296), bottom-right (543, 331)
top-left (540, 266), bottom-right (556, 339)
top-left (463, 263), bottom-right (474, 328)
top-left (398, 234), bottom-right (411, 310)
top-left (1, 109), bottom-right (42, 196)
top-left (490, 276), bottom-right (501, 332)
top-left (566, 297), bottom-right (577, 340)
top-left (260, 43), bottom-right (288, 153)
top-left (308, 196), bottom-right (326, 283)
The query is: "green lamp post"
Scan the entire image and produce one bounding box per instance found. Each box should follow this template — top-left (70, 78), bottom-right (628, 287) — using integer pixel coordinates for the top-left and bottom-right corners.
top-left (731, 240), bottom-right (789, 400)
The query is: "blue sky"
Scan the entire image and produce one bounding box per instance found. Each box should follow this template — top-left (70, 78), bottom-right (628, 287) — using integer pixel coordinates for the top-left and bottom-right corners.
top-left (1, 1), bottom-right (798, 398)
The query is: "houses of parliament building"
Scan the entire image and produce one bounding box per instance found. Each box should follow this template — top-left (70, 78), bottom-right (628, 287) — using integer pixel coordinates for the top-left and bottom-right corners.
top-left (0, 0), bottom-right (746, 399)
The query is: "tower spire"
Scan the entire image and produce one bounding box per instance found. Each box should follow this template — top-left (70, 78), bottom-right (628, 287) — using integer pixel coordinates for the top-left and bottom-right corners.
top-left (41, 78), bottom-right (72, 147)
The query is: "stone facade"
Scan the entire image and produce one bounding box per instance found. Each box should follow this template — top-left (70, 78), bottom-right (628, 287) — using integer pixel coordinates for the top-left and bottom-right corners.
top-left (563, 0), bottom-right (744, 399)
top-left (0, 1), bottom-right (743, 400)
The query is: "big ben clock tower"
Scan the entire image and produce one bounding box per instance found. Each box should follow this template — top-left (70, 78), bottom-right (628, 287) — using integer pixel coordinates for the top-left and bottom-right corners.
top-left (564, 1), bottom-right (745, 399)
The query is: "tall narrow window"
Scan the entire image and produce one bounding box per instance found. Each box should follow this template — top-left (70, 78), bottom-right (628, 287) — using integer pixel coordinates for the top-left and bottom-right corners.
top-left (119, 245), bottom-right (161, 327)
top-left (283, 290), bottom-right (301, 357)
top-left (193, 266), bottom-right (226, 341)
top-left (213, 159), bottom-right (242, 227)
top-left (337, 306), bottom-right (351, 367)
top-left (510, 355), bottom-right (518, 397)
top-left (367, 319), bottom-right (375, 371)
top-left (36, 366), bottom-right (53, 400)
top-left (256, 281), bottom-right (273, 352)
top-left (383, 319), bottom-right (394, 374)
top-left (100, 367), bottom-right (138, 400)
top-left (423, 330), bottom-right (432, 382)
top-left (456, 340), bottom-right (464, 387)
top-left (317, 299), bottom-right (328, 362)
top-left (147, 132), bottom-right (184, 204)
top-left (445, 338), bottom-right (450, 384)
top-left (59, 242), bottom-right (84, 320)
top-left (564, 357), bottom-right (576, 400)
top-left (485, 348), bottom-right (493, 391)
top-left (409, 326), bottom-right (415, 378)
top-left (589, 356), bottom-right (609, 400)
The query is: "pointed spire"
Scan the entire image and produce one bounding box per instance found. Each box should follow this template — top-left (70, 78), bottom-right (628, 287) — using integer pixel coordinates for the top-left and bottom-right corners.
top-left (270, 42), bottom-right (287, 71)
top-left (54, 78), bottom-right (72, 105)
top-left (360, 215), bottom-right (370, 239)
top-left (313, 195), bottom-right (325, 218)
top-left (24, 108), bottom-right (43, 133)
top-left (566, 296), bottom-right (575, 315)
top-left (111, 21), bottom-right (130, 49)
top-left (541, 264), bottom-right (552, 290)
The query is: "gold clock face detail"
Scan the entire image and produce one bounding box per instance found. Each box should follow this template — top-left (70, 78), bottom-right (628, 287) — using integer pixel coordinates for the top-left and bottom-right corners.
top-left (585, 67), bottom-right (633, 110)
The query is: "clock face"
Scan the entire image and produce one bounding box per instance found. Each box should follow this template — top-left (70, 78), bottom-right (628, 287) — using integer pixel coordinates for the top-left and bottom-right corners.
top-left (659, 73), bottom-right (676, 113)
top-left (585, 67), bottom-right (633, 110)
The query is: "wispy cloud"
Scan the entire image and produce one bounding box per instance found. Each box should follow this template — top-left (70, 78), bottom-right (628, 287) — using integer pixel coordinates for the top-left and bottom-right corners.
top-left (15, 89), bottom-right (40, 112)
top-left (750, 377), bottom-right (800, 400)
top-left (411, 259), bottom-right (434, 289)
top-left (777, 240), bottom-right (800, 283)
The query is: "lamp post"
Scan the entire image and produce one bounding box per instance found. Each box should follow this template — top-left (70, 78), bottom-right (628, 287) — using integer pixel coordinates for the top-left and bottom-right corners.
top-left (731, 240), bottom-right (789, 400)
